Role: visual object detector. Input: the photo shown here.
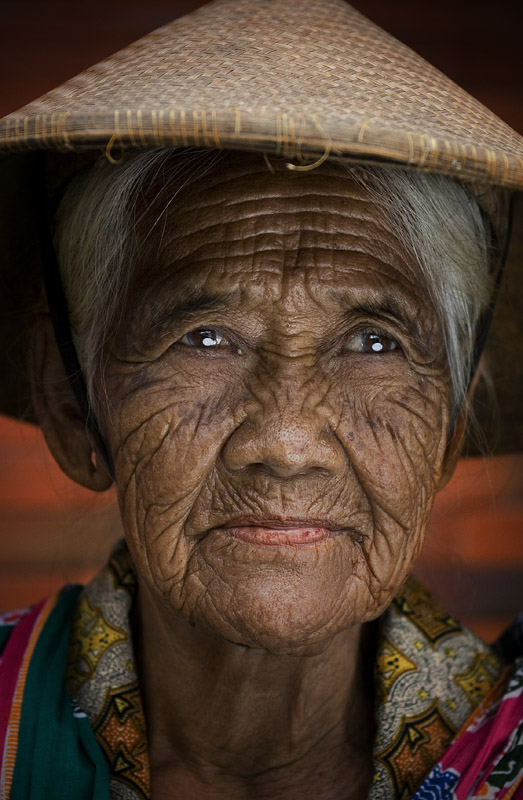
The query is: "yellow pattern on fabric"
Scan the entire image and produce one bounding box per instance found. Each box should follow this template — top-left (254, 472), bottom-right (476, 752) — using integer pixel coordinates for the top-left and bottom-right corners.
top-left (375, 637), bottom-right (417, 702)
top-left (376, 700), bottom-right (455, 800)
top-left (371, 577), bottom-right (503, 800)
top-left (392, 579), bottom-right (462, 645)
top-left (65, 549), bottom-right (503, 800)
top-left (109, 545), bottom-right (137, 593)
top-left (66, 543), bottom-right (151, 800)
top-left (66, 593), bottom-right (127, 687)
top-left (454, 651), bottom-right (501, 707)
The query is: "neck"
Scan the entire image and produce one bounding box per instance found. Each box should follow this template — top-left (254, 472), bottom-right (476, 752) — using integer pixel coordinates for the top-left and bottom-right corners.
top-left (134, 580), bottom-right (376, 800)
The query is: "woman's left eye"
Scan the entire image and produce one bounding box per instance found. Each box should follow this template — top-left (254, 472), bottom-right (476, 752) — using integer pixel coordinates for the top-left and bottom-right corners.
top-left (344, 332), bottom-right (399, 354)
top-left (180, 329), bottom-right (226, 349)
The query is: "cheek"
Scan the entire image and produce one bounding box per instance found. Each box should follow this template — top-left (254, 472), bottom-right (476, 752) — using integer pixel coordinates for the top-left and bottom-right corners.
top-left (340, 373), bottom-right (450, 591)
top-left (107, 370), bottom-right (243, 588)
top-left (359, 379), bottom-right (447, 483)
top-left (103, 353), bottom-right (451, 644)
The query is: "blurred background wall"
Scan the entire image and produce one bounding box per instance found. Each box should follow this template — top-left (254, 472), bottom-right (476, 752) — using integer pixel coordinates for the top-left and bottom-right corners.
top-left (1, 0), bottom-right (522, 640)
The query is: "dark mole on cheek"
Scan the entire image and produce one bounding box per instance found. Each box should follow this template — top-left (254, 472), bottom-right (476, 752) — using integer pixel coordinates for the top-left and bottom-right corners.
top-left (347, 431), bottom-right (355, 441)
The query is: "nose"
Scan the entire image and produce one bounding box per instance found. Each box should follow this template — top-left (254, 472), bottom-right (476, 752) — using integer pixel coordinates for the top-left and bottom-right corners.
top-left (222, 384), bottom-right (346, 478)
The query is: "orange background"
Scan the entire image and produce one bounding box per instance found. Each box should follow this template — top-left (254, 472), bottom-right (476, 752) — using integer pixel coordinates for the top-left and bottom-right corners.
top-left (1, 0), bottom-right (522, 640)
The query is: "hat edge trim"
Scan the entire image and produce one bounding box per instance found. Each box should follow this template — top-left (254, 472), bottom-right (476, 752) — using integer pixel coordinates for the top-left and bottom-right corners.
top-left (1, 110), bottom-right (522, 190)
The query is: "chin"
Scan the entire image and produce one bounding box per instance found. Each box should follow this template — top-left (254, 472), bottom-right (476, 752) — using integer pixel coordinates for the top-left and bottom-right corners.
top-left (210, 614), bottom-right (347, 657)
top-left (183, 574), bottom-right (362, 656)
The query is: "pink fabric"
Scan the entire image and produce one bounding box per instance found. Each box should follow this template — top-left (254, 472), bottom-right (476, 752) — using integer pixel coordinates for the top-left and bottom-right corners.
top-left (0, 599), bottom-right (45, 766)
top-left (413, 660), bottom-right (523, 799)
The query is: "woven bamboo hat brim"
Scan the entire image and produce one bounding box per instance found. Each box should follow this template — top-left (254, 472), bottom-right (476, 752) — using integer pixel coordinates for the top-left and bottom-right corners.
top-left (0, 0), bottom-right (522, 454)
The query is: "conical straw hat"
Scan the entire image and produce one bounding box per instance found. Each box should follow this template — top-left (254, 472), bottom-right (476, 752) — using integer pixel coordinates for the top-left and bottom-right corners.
top-left (0, 0), bottom-right (522, 453)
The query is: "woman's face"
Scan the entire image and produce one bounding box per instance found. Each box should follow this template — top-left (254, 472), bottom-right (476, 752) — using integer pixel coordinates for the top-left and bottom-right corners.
top-left (102, 156), bottom-right (452, 654)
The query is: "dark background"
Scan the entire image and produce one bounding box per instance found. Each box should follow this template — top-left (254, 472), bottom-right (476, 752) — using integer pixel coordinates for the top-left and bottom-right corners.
top-left (0, 0), bottom-right (522, 637)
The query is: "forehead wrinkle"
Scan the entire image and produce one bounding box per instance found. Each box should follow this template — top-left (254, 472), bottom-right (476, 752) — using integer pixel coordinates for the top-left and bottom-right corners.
top-left (152, 241), bottom-right (424, 318)
top-left (305, 246), bottom-right (424, 292)
top-left (155, 173), bottom-right (389, 249)
top-left (157, 254), bottom-right (288, 307)
top-left (167, 243), bottom-right (420, 296)
top-left (273, 262), bottom-right (424, 321)
top-left (171, 189), bottom-right (380, 223)
top-left (160, 212), bottom-right (410, 276)
top-left (172, 164), bottom-right (380, 207)
top-left (161, 194), bottom-right (388, 248)
top-left (140, 165), bottom-right (426, 319)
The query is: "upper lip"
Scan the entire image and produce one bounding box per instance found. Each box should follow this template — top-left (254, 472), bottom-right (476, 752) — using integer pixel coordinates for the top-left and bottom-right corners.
top-left (217, 516), bottom-right (348, 531)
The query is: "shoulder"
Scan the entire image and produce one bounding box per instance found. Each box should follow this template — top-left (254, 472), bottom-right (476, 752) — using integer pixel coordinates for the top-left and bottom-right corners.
top-left (0, 588), bottom-right (83, 724)
top-left (410, 634), bottom-right (523, 799)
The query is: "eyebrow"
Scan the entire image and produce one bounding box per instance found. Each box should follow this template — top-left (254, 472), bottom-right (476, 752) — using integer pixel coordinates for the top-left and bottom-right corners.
top-left (338, 292), bottom-right (415, 323)
top-left (145, 286), bottom-right (238, 333)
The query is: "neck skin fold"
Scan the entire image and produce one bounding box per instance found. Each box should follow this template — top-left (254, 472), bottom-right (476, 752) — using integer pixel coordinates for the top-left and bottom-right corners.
top-left (133, 577), bottom-right (376, 800)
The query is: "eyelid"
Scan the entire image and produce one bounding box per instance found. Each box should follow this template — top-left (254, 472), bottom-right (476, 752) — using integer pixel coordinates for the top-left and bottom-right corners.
top-left (179, 327), bottom-right (226, 345)
top-left (343, 330), bottom-right (399, 354)
top-left (326, 319), bottom-right (402, 353)
top-left (177, 326), bottom-right (247, 356)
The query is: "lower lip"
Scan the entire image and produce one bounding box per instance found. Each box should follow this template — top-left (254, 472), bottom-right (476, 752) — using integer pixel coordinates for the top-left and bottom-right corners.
top-left (220, 526), bottom-right (339, 546)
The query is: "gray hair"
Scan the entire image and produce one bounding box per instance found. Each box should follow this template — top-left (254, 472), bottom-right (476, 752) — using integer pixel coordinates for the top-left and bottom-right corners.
top-left (53, 148), bottom-right (496, 414)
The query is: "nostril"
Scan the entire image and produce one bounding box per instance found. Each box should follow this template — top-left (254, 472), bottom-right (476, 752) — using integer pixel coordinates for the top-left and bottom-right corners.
top-left (222, 417), bottom-right (345, 477)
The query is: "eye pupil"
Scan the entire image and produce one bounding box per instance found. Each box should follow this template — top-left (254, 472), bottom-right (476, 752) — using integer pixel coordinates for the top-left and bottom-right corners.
top-left (201, 331), bottom-right (220, 347)
top-left (363, 333), bottom-right (396, 353)
top-left (183, 329), bottom-right (223, 348)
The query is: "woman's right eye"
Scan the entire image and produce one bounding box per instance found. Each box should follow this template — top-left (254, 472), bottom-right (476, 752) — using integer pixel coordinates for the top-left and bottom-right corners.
top-left (179, 329), bottom-right (225, 349)
top-left (341, 330), bottom-right (400, 355)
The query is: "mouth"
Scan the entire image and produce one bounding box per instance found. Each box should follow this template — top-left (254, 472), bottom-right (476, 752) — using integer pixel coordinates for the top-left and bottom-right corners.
top-left (213, 516), bottom-right (350, 547)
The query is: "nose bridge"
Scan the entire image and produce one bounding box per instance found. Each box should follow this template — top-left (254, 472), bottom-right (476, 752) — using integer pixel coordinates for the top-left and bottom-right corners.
top-left (222, 362), bottom-right (345, 477)
top-left (268, 364), bottom-right (312, 416)
top-left (256, 352), bottom-right (326, 423)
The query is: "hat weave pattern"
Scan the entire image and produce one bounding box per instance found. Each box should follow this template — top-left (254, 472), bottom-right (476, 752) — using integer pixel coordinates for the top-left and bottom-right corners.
top-left (1, 0), bottom-right (522, 189)
top-left (0, 0), bottom-right (522, 453)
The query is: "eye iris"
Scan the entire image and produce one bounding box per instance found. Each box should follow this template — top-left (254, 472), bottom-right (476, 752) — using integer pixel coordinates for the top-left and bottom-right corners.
top-left (184, 329), bottom-right (223, 348)
top-left (200, 330), bottom-right (221, 347)
top-left (364, 333), bottom-right (395, 353)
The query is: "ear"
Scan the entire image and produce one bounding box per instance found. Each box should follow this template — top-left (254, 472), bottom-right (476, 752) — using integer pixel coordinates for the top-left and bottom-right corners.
top-left (27, 312), bottom-right (113, 492)
top-left (436, 408), bottom-right (467, 492)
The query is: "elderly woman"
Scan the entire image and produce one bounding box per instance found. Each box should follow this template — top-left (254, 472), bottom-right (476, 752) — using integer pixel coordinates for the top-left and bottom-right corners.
top-left (1, 1), bottom-right (522, 798)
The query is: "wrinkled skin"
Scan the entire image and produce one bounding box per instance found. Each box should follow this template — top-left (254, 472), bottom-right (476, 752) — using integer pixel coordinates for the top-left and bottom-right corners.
top-left (33, 154), bottom-right (460, 799)
top-left (106, 157), bottom-right (453, 649)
